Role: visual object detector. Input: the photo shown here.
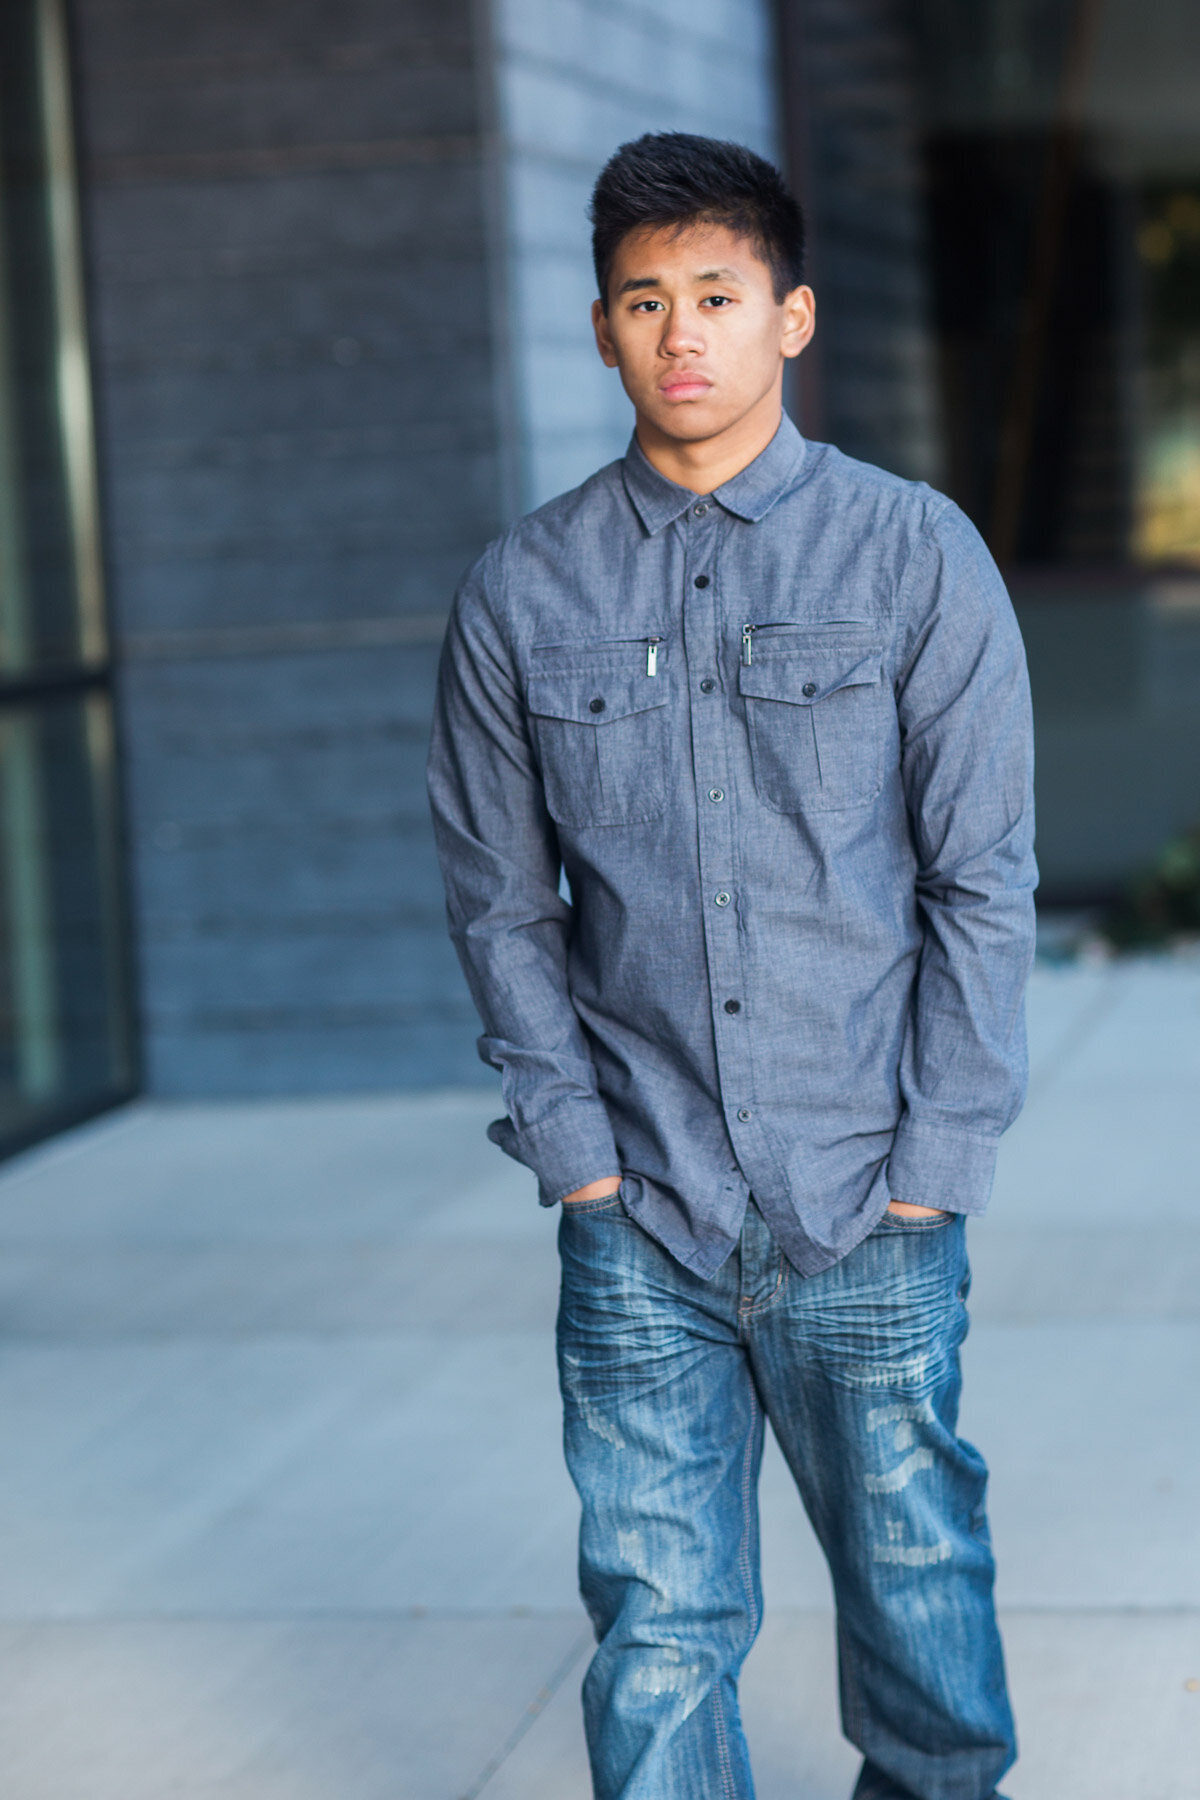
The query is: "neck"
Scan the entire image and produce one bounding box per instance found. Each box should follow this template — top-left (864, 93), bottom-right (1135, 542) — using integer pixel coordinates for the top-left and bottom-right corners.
top-left (634, 383), bottom-right (784, 495)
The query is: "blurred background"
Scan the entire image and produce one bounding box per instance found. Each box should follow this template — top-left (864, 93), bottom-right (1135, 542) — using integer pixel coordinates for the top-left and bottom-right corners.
top-left (0, 0), bottom-right (1197, 1157)
top-left (1, 7), bottom-right (1198, 1797)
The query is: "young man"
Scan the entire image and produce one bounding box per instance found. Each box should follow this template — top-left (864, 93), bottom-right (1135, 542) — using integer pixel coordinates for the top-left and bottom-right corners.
top-left (428, 133), bottom-right (1034, 1800)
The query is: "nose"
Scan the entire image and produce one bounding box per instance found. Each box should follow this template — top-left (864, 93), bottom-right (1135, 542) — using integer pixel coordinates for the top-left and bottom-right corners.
top-left (660, 305), bottom-right (705, 357)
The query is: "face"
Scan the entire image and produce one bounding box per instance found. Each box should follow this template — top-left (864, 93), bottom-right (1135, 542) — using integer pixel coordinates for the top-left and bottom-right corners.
top-left (591, 221), bottom-right (814, 448)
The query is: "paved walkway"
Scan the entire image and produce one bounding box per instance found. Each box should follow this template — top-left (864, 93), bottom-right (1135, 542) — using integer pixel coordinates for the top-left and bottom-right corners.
top-left (0, 959), bottom-right (1197, 1797)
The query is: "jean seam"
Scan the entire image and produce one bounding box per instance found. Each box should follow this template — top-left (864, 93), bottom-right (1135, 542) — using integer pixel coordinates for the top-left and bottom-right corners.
top-left (710, 1680), bottom-right (739, 1800)
top-left (837, 1612), bottom-right (866, 1746)
top-left (737, 1389), bottom-right (761, 1634)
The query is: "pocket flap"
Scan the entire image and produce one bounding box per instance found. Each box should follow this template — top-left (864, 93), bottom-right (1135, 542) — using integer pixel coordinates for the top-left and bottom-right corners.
top-left (739, 644), bottom-right (882, 706)
top-left (527, 668), bottom-right (670, 725)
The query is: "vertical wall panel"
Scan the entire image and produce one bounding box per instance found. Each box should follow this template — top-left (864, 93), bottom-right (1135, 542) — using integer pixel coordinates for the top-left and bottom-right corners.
top-left (491, 0), bottom-right (781, 509)
top-left (71, 0), bottom-right (785, 1096)
top-left (74, 0), bottom-right (502, 1092)
top-left (780, 0), bottom-right (942, 483)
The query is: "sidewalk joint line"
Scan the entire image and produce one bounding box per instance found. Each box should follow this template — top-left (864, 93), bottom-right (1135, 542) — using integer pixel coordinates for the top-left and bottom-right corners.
top-left (460, 1624), bottom-right (593, 1800)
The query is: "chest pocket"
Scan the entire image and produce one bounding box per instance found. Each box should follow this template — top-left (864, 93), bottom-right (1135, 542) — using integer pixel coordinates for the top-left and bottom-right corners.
top-left (739, 639), bottom-right (887, 813)
top-left (527, 663), bottom-right (671, 827)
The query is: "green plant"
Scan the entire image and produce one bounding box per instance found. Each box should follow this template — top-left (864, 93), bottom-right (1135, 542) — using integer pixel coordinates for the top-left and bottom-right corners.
top-left (1101, 827), bottom-right (1200, 949)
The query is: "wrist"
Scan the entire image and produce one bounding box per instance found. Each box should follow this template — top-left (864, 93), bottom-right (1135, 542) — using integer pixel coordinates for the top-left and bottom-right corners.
top-left (560, 1175), bottom-right (622, 1205)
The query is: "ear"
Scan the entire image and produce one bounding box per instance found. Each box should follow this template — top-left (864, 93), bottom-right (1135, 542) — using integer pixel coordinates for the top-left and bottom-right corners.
top-left (592, 297), bottom-right (620, 368)
top-left (780, 284), bottom-right (816, 361)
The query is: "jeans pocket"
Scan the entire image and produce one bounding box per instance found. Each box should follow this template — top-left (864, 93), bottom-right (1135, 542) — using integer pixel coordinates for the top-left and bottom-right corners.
top-left (560, 1191), bottom-right (625, 1217)
top-left (876, 1207), bottom-right (955, 1232)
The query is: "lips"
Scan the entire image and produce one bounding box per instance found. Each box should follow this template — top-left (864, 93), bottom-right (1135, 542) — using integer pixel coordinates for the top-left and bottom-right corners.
top-left (660, 374), bottom-right (713, 400)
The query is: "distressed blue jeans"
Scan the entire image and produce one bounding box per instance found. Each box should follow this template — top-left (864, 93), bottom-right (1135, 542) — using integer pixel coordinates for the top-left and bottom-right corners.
top-left (557, 1191), bottom-right (1015, 1800)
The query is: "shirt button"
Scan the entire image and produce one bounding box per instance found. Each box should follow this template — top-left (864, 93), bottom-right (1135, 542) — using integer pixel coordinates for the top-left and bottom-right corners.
top-left (699, 678), bottom-right (716, 694)
top-left (589, 696), bottom-right (606, 713)
top-left (708, 787), bottom-right (724, 803)
top-left (694, 502), bottom-right (709, 516)
top-left (737, 1107), bottom-right (752, 1122)
top-left (724, 999), bottom-right (741, 1014)
top-left (802, 681), bottom-right (817, 698)
top-left (694, 574), bottom-right (710, 588)
top-left (714, 890), bottom-right (731, 907)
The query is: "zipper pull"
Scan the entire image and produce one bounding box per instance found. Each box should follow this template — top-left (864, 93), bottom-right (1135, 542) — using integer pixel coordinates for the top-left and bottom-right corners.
top-left (741, 623), bottom-right (754, 666)
top-left (646, 636), bottom-right (662, 677)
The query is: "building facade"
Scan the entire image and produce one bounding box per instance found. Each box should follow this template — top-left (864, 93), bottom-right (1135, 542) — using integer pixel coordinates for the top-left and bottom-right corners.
top-left (0, 0), bottom-right (1197, 1145)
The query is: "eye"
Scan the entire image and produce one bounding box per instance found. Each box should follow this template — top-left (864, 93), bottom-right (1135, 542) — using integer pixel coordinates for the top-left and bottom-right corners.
top-left (631, 299), bottom-right (665, 312)
top-left (701, 294), bottom-right (734, 308)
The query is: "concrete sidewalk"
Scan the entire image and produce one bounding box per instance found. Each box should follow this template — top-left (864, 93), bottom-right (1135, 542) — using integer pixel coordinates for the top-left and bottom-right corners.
top-left (0, 959), bottom-right (1197, 1797)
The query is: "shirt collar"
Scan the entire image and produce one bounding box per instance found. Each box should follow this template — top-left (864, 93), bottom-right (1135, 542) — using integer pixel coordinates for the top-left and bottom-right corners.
top-left (621, 412), bottom-right (807, 534)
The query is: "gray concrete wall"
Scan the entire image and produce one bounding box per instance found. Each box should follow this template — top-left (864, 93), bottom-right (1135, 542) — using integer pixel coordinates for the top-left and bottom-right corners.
top-left (75, 0), bottom-right (788, 1094)
top-left (72, 0), bottom-right (783, 1097)
top-left (75, 0), bottom-right (507, 1092)
top-left (491, 0), bottom-right (781, 509)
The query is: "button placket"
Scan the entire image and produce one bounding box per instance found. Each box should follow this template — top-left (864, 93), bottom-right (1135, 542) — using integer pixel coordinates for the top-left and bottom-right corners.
top-left (681, 508), bottom-right (753, 1134)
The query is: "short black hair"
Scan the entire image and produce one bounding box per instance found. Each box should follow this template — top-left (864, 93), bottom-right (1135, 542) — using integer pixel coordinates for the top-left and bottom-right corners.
top-left (590, 132), bottom-right (805, 308)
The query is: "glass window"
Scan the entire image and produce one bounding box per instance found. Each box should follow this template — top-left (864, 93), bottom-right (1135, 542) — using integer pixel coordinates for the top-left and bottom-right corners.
top-left (1136, 180), bottom-right (1200, 566)
top-left (910, 0), bottom-right (1200, 569)
top-left (0, 0), bottom-right (134, 1150)
top-left (900, 0), bottom-right (1200, 898)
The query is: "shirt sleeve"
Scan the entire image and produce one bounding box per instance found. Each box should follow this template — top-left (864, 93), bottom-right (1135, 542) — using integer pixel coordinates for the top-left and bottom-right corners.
top-left (426, 546), bottom-right (620, 1205)
top-left (886, 500), bottom-right (1038, 1214)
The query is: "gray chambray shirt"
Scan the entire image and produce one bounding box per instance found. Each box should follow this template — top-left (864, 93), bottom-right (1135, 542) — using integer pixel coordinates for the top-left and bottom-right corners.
top-left (427, 415), bottom-right (1037, 1279)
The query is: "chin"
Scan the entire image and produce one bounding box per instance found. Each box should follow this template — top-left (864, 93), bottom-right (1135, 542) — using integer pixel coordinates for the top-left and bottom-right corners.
top-left (645, 403), bottom-right (733, 441)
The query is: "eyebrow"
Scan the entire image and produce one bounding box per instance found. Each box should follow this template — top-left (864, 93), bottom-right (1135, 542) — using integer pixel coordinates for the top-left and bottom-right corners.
top-left (616, 266), bottom-right (745, 296)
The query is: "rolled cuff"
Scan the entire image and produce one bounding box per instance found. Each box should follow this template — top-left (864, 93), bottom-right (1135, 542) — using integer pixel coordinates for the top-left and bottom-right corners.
top-left (886, 1116), bottom-right (1000, 1216)
top-left (487, 1101), bottom-right (620, 1207)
